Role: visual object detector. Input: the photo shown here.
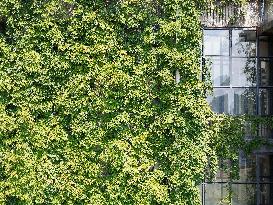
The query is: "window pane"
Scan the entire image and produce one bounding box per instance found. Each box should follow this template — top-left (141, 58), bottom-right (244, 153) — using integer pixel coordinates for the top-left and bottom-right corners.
top-left (209, 56), bottom-right (230, 86)
top-left (244, 122), bottom-right (256, 138)
top-left (232, 30), bottom-right (256, 57)
top-left (205, 183), bottom-right (230, 205)
top-left (204, 30), bottom-right (229, 56)
top-left (232, 58), bottom-right (256, 86)
top-left (233, 88), bottom-right (256, 115)
top-left (260, 59), bottom-right (273, 86)
top-left (214, 159), bottom-right (231, 182)
top-left (207, 89), bottom-right (230, 114)
top-left (237, 154), bottom-right (256, 182)
top-left (259, 36), bottom-right (270, 57)
top-left (259, 124), bottom-right (273, 139)
top-left (260, 184), bottom-right (273, 205)
top-left (259, 155), bottom-right (273, 205)
top-left (259, 155), bottom-right (273, 182)
top-left (231, 184), bottom-right (256, 205)
top-left (259, 88), bottom-right (273, 115)
top-left (208, 88), bottom-right (256, 115)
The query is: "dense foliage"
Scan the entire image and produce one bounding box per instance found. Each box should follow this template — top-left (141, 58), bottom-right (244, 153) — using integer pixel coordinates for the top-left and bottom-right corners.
top-left (0, 0), bottom-right (255, 204)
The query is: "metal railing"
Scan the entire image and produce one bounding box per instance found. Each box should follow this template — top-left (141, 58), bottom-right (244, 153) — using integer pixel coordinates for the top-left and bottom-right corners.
top-left (201, 1), bottom-right (260, 27)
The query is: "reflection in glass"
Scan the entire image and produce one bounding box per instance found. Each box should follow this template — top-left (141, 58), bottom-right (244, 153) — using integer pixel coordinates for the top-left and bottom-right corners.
top-left (260, 184), bottom-right (273, 205)
top-left (259, 89), bottom-right (273, 115)
top-left (208, 89), bottom-right (256, 115)
top-left (259, 155), bottom-right (273, 205)
top-left (237, 154), bottom-right (256, 182)
top-left (207, 89), bottom-right (229, 114)
top-left (209, 57), bottom-right (230, 86)
top-left (204, 30), bottom-right (229, 56)
top-left (213, 159), bottom-right (231, 182)
top-left (203, 27), bottom-right (273, 205)
top-left (232, 58), bottom-right (256, 86)
top-left (244, 122), bottom-right (256, 138)
top-left (260, 59), bottom-right (273, 86)
top-left (259, 124), bottom-right (273, 139)
top-left (259, 36), bottom-right (270, 57)
top-left (234, 88), bottom-right (256, 115)
top-left (232, 184), bottom-right (256, 205)
top-left (205, 183), bottom-right (230, 205)
top-left (259, 155), bottom-right (273, 182)
top-left (232, 30), bottom-right (256, 57)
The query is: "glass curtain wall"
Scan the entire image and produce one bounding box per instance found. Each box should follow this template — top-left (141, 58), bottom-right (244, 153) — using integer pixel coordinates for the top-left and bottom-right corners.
top-left (202, 28), bottom-right (273, 205)
top-left (205, 28), bottom-right (257, 115)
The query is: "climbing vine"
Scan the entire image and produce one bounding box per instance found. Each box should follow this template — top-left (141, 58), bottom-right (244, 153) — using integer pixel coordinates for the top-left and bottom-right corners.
top-left (0, 0), bottom-right (269, 204)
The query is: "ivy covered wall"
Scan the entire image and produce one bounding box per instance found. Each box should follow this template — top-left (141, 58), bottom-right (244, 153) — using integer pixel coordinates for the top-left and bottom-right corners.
top-left (0, 0), bottom-right (256, 204)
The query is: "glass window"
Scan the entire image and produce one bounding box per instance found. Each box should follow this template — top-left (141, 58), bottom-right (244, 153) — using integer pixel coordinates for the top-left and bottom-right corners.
top-left (232, 30), bottom-right (256, 57)
top-left (259, 36), bottom-right (270, 57)
top-left (259, 155), bottom-right (273, 182)
top-left (259, 124), bottom-right (273, 139)
top-left (259, 88), bottom-right (273, 115)
top-left (207, 88), bottom-right (256, 115)
top-left (213, 159), bottom-right (232, 182)
top-left (232, 58), bottom-right (256, 86)
top-left (208, 56), bottom-right (230, 86)
top-left (231, 184), bottom-right (256, 205)
top-left (259, 155), bottom-right (273, 205)
top-left (260, 58), bottom-right (273, 86)
top-left (233, 88), bottom-right (256, 115)
top-left (244, 122), bottom-right (256, 138)
top-left (204, 183), bottom-right (230, 205)
top-left (207, 88), bottom-right (230, 114)
top-left (204, 30), bottom-right (229, 56)
top-left (260, 184), bottom-right (273, 205)
top-left (237, 154), bottom-right (256, 182)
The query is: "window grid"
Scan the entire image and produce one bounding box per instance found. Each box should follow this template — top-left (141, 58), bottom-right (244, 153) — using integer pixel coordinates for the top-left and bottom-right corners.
top-left (202, 27), bottom-right (273, 205)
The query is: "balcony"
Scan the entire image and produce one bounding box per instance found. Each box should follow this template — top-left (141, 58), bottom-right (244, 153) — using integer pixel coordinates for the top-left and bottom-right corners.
top-left (201, 0), bottom-right (260, 27)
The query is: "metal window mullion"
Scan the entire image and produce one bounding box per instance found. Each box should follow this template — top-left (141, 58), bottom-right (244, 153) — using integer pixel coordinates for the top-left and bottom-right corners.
top-left (229, 29), bottom-right (233, 115)
top-left (256, 30), bottom-right (261, 205)
top-left (205, 181), bottom-right (273, 184)
top-left (256, 154), bottom-right (261, 205)
top-left (202, 182), bottom-right (205, 205)
top-left (229, 28), bottom-right (232, 89)
top-left (204, 27), bottom-right (256, 30)
top-left (256, 30), bottom-right (260, 116)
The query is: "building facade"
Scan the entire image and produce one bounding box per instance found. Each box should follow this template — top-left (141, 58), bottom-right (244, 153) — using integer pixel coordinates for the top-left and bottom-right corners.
top-left (202, 0), bottom-right (273, 204)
